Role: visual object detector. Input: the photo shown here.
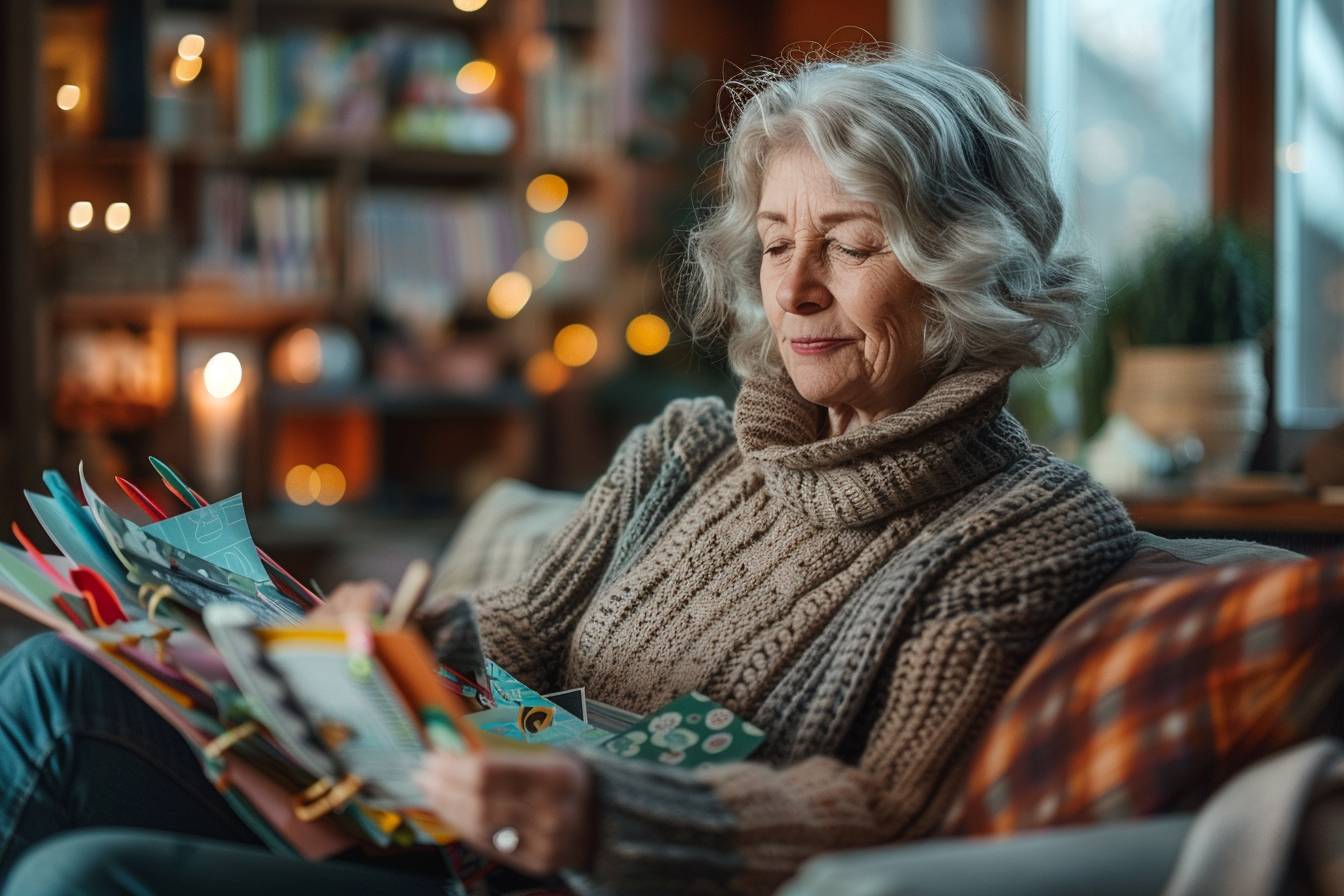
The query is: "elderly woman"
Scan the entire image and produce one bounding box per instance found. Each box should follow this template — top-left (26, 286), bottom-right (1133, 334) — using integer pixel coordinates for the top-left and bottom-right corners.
top-left (0, 51), bottom-right (1134, 895)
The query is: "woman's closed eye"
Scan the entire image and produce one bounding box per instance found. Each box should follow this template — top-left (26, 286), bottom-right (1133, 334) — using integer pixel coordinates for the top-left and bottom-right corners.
top-left (828, 241), bottom-right (873, 261)
top-left (761, 238), bottom-right (881, 264)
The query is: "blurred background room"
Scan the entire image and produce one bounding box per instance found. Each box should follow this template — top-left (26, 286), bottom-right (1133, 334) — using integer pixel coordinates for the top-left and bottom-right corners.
top-left (0, 0), bottom-right (1341, 625)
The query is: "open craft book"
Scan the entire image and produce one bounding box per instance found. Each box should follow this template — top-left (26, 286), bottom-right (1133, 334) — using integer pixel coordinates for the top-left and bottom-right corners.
top-left (0, 458), bottom-right (767, 859)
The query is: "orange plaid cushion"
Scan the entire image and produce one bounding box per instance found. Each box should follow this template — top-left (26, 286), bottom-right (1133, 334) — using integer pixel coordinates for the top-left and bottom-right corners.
top-left (947, 550), bottom-right (1344, 836)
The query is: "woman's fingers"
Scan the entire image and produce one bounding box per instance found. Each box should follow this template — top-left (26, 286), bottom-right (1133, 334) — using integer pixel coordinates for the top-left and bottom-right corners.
top-left (305, 579), bottom-right (391, 623)
top-left (415, 749), bottom-right (595, 876)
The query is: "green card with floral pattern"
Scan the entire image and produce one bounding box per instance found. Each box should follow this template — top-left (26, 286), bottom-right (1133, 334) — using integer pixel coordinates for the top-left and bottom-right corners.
top-left (602, 691), bottom-right (765, 768)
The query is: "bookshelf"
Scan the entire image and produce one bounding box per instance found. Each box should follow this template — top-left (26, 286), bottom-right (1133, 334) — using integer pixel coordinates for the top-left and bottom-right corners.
top-left (26, 0), bottom-right (657, 578)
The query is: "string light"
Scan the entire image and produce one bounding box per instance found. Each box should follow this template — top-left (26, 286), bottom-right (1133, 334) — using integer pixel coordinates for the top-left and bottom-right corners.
top-left (456, 60), bottom-right (496, 95)
top-left (177, 34), bottom-right (205, 61)
top-left (314, 464), bottom-right (347, 506)
top-left (523, 350), bottom-right (570, 395)
top-left (285, 465), bottom-right (317, 506)
top-left (553, 324), bottom-right (598, 367)
top-left (172, 55), bottom-right (203, 85)
top-left (68, 201), bottom-right (94, 231)
top-left (519, 33), bottom-right (557, 72)
top-left (526, 174), bottom-right (568, 213)
top-left (544, 220), bottom-right (588, 261)
top-left (486, 271), bottom-right (533, 319)
top-left (626, 314), bottom-right (671, 356)
top-left (283, 463), bottom-right (345, 505)
top-left (56, 84), bottom-right (81, 111)
top-left (105, 202), bottom-right (131, 233)
top-left (453, 0), bottom-right (489, 10)
top-left (280, 327), bottom-right (322, 384)
top-left (203, 352), bottom-right (243, 398)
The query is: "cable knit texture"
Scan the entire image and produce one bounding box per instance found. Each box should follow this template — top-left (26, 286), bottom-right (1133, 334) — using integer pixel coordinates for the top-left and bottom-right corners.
top-left (421, 366), bottom-right (1137, 896)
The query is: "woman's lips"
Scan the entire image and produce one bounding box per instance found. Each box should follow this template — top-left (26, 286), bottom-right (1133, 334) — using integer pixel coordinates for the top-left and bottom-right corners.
top-left (789, 338), bottom-right (856, 355)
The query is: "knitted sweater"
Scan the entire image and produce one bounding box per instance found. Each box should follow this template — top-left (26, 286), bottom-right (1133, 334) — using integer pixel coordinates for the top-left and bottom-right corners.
top-left (422, 366), bottom-right (1136, 895)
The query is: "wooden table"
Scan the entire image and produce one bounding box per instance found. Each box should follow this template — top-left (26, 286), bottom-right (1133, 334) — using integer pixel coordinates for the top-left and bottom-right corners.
top-left (1124, 496), bottom-right (1344, 553)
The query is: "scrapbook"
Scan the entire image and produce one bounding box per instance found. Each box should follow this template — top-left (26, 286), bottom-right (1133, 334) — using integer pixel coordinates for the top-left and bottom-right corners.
top-left (0, 458), bottom-right (765, 861)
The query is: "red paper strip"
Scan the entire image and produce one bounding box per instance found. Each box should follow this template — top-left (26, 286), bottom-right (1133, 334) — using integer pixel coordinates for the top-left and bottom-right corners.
top-left (115, 476), bottom-right (168, 522)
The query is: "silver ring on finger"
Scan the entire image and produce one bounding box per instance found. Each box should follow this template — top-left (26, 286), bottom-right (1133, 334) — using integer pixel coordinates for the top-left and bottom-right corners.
top-left (491, 825), bottom-right (520, 854)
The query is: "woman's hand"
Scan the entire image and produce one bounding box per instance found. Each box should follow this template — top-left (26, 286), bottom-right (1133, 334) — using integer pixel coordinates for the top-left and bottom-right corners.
top-left (304, 579), bottom-right (390, 625)
top-left (414, 749), bottom-right (595, 877)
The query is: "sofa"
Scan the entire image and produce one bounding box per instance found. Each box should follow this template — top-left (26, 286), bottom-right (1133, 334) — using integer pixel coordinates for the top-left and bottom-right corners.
top-left (439, 479), bottom-right (1343, 896)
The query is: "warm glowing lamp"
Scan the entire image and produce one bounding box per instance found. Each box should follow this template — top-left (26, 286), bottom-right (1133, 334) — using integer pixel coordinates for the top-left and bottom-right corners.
top-left (486, 271), bottom-right (533, 319)
top-left (626, 314), bottom-right (671, 356)
top-left (553, 324), bottom-right (598, 367)
top-left (523, 350), bottom-right (570, 395)
top-left (526, 174), bottom-right (569, 213)
top-left (172, 55), bottom-right (203, 85)
top-left (203, 352), bottom-right (243, 398)
top-left (543, 220), bottom-right (588, 261)
top-left (178, 34), bottom-right (205, 60)
top-left (68, 201), bottom-right (94, 231)
top-left (519, 33), bottom-right (557, 72)
top-left (56, 84), bottom-right (81, 111)
top-left (105, 202), bottom-right (131, 233)
top-left (287, 327), bottom-right (322, 383)
top-left (192, 351), bottom-right (247, 498)
top-left (313, 463), bottom-right (347, 505)
top-left (456, 60), bottom-right (497, 95)
top-left (453, 0), bottom-right (488, 10)
top-left (285, 465), bottom-right (317, 506)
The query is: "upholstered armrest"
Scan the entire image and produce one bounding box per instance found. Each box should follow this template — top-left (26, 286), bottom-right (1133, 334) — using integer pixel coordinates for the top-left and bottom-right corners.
top-left (778, 816), bottom-right (1193, 896)
top-left (428, 479), bottom-right (582, 597)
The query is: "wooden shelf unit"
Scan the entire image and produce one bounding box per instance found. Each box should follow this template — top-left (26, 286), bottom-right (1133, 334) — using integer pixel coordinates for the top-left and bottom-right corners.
top-left (31, 0), bottom-right (645, 545)
top-left (53, 287), bottom-right (333, 330)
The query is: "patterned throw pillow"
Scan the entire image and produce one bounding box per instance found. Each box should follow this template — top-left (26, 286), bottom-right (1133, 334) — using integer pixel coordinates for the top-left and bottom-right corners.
top-left (946, 550), bottom-right (1344, 836)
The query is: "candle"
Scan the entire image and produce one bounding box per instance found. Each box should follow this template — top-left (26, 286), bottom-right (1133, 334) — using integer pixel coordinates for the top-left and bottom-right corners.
top-left (188, 352), bottom-right (246, 498)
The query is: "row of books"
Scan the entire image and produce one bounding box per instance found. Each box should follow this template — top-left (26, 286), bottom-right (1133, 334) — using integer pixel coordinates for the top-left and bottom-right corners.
top-left (189, 173), bottom-right (336, 297)
top-left (525, 49), bottom-right (614, 160)
top-left (240, 29), bottom-right (512, 155)
top-left (350, 190), bottom-right (527, 325)
top-left (184, 177), bottom-right (608, 317)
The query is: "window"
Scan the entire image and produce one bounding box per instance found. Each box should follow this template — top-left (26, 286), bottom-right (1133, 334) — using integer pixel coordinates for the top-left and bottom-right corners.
top-left (1029, 0), bottom-right (1214, 273)
top-left (1019, 0), bottom-right (1214, 454)
top-left (1276, 0), bottom-right (1344, 428)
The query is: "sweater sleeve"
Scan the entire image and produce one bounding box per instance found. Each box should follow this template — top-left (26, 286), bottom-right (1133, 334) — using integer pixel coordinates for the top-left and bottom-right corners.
top-left (561, 614), bottom-right (1010, 896)
top-left (414, 397), bottom-right (732, 693)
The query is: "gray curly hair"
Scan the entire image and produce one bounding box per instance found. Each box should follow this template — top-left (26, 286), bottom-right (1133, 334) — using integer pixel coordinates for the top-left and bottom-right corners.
top-left (680, 46), bottom-right (1094, 378)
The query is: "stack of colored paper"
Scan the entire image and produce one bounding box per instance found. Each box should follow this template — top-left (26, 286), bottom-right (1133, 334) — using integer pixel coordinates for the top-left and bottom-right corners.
top-left (0, 457), bottom-right (767, 862)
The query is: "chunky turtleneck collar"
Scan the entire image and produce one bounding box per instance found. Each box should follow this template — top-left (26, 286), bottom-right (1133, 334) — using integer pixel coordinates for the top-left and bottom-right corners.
top-left (733, 366), bottom-right (1032, 527)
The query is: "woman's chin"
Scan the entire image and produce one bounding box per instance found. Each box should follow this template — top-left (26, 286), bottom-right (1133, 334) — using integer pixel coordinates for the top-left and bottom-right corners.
top-left (787, 377), bottom-right (846, 411)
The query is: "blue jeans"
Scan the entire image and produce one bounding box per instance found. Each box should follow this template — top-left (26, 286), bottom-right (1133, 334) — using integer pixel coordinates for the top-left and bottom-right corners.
top-left (0, 633), bottom-right (453, 895)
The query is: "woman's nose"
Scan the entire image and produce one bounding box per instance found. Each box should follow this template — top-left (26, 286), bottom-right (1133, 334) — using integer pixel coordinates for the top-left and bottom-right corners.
top-left (775, 251), bottom-right (832, 315)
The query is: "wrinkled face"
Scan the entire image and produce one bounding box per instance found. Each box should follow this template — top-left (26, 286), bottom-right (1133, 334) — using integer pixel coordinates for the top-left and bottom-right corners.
top-left (757, 144), bottom-right (931, 421)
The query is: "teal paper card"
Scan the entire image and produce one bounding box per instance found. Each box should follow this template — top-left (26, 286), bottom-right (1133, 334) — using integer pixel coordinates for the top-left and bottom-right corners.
top-left (143, 494), bottom-right (270, 584)
top-left (79, 467), bottom-right (298, 625)
top-left (42, 470), bottom-right (125, 578)
top-left (0, 543), bottom-right (60, 609)
top-left (25, 491), bottom-right (138, 607)
top-left (472, 660), bottom-right (609, 746)
top-left (602, 691), bottom-right (766, 768)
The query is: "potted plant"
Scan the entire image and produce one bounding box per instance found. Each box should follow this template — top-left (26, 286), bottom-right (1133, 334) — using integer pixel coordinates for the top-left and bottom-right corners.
top-left (1102, 220), bottom-right (1273, 481)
